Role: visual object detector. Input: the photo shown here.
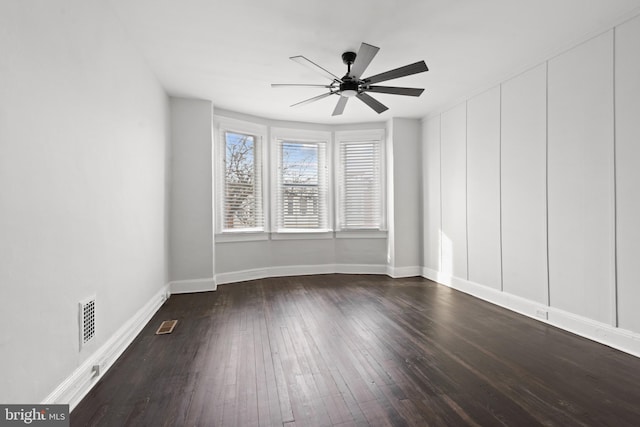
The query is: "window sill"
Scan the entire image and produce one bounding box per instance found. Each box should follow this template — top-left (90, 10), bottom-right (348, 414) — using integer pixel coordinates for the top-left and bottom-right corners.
top-left (335, 230), bottom-right (388, 239)
top-left (216, 232), bottom-right (269, 243)
top-left (215, 229), bottom-right (387, 243)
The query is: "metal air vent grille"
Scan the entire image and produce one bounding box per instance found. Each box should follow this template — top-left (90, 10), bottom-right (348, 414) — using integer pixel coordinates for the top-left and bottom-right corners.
top-left (79, 297), bottom-right (96, 349)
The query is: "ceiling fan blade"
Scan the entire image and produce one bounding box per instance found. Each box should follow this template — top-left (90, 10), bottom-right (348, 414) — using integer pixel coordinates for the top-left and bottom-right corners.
top-left (290, 55), bottom-right (342, 82)
top-left (272, 83), bottom-right (334, 88)
top-left (290, 91), bottom-right (334, 107)
top-left (363, 61), bottom-right (428, 85)
top-left (356, 92), bottom-right (388, 114)
top-left (364, 86), bottom-right (425, 96)
top-left (349, 42), bottom-right (380, 79)
top-left (332, 96), bottom-right (348, 116)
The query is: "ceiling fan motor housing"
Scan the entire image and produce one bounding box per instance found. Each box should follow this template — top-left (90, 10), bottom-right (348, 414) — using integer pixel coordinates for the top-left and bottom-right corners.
top-left (341, 51), bottom-right (357, 65)
top-left (339, 78), bottom-right (359, 97)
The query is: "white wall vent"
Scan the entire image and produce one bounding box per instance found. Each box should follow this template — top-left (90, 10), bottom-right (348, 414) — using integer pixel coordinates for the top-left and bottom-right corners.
top-left (79, 296), bottom-right (96, 350)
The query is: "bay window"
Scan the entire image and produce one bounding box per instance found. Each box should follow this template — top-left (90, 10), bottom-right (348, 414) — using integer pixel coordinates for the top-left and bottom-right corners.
top-left (215, 118), bottom-right (385, 239)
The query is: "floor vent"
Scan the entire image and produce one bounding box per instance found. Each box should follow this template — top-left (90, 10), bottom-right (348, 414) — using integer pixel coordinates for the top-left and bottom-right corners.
top-left (156, 320), bottom-right (178, 335)
top-left (79, 296), bottom-right (96, 349)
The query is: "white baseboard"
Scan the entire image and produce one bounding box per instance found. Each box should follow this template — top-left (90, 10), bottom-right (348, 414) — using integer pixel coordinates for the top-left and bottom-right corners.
top-left (215, 264), bottom-right (388, 285)
top-left (547, 309), bottom-right (640, 359)
top-left (386, 265), bottom-right (423, 278)
top-left (422, 268), bottom-right (640, 359)
top-left (169, 277), bottom-right (217, 294)
top-left (43, 284), bottom-right (169, 410)
top-left (422, 267), bottom-right (452, 285)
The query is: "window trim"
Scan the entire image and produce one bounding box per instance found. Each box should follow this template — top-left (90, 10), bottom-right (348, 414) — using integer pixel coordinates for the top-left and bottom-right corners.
top-left (270, 127), bottom-right (333, 233)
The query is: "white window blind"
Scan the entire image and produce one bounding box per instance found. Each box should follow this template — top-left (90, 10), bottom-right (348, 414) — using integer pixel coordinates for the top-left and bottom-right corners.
top-left (338, 140), bottom-right (383, 230)
top-left (275, 140), bottom-right (328, 230)
top-left (221, 130), bottom-right (263, 231)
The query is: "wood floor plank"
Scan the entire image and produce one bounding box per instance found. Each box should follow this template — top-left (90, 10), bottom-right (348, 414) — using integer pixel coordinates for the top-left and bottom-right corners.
top-left (72, 274), bottom-right (640, 426)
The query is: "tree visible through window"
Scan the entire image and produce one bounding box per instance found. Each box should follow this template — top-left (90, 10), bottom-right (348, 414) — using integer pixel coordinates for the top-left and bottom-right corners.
top-left (223, 131), bottom-right (262, 230)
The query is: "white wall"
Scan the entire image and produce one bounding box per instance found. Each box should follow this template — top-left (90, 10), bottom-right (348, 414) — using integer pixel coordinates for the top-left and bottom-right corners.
top-left (422, 117), bottom-right (441, 272)
top-left (387, 118), bottom-right (422, 275)
top-left (335, 238), bottom-right (388, 266)
top-left (422, 17), bottom-right (640, 357)
top-left (0, 0), bottom-right (169, 403)
top-left (169, 98), bottom-right (214, 291)
top-left (615, 14), bottom-right (640, 333)
top-left (215, 238), bottom-right (387, 278)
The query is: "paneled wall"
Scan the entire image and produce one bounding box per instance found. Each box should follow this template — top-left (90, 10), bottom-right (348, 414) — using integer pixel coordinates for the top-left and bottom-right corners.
top-left (500, 64), bottom-right (548, 305)
top-left (440, 104), bottom-right (468, 281)
top-left (547, 32), bottom-right (615, 324)
top-left (422, 14), bottom-right (640, 356)
top-left (466, 87), bottom-right (502, 290)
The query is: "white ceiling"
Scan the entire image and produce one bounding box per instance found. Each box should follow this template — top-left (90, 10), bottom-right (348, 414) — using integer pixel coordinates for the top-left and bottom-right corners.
top-left (109, 0), bottom-right (640, 124)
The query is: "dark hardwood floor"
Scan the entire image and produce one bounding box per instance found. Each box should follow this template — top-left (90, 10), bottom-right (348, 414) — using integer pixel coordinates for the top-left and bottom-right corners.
top-left (72, 275), bottom-right (640, 426)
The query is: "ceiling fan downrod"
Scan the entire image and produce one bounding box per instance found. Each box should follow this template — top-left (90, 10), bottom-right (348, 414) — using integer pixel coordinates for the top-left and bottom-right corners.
top-left (340, 51), bottom-right (359, 97)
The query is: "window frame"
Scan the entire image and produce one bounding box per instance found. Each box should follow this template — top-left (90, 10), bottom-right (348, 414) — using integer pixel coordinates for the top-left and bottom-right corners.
top-left (214, 117), bottom-right (268, 240)
top-left (334, 129), bottom-right (386, 234)
top-left (270, 127), bottom-right (333, 237)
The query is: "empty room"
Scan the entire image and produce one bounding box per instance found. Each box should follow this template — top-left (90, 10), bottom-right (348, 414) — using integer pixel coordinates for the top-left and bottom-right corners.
top-left (3, 0), bottom-right (640, 426)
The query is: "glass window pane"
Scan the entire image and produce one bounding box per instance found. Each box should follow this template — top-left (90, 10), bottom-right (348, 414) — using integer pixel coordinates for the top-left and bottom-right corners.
top-left (282, 142), bottom-right (318, 185)
top-left (278, 140), bottom-right (326, 230)
top-left (224, 131), bottom-right (260, 229)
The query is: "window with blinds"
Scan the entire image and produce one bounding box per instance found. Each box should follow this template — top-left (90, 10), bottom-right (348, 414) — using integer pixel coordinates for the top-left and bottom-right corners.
top-left (275, 140), bottom-right (328, 230)
top-left (338, 139), bottom-right (383, 230)
top-left (221, 131), bottom-right (263, 231)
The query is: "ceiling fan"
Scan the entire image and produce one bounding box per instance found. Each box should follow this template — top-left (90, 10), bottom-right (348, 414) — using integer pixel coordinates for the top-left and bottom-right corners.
top-left (272, 42), bottom-right (428, 116)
